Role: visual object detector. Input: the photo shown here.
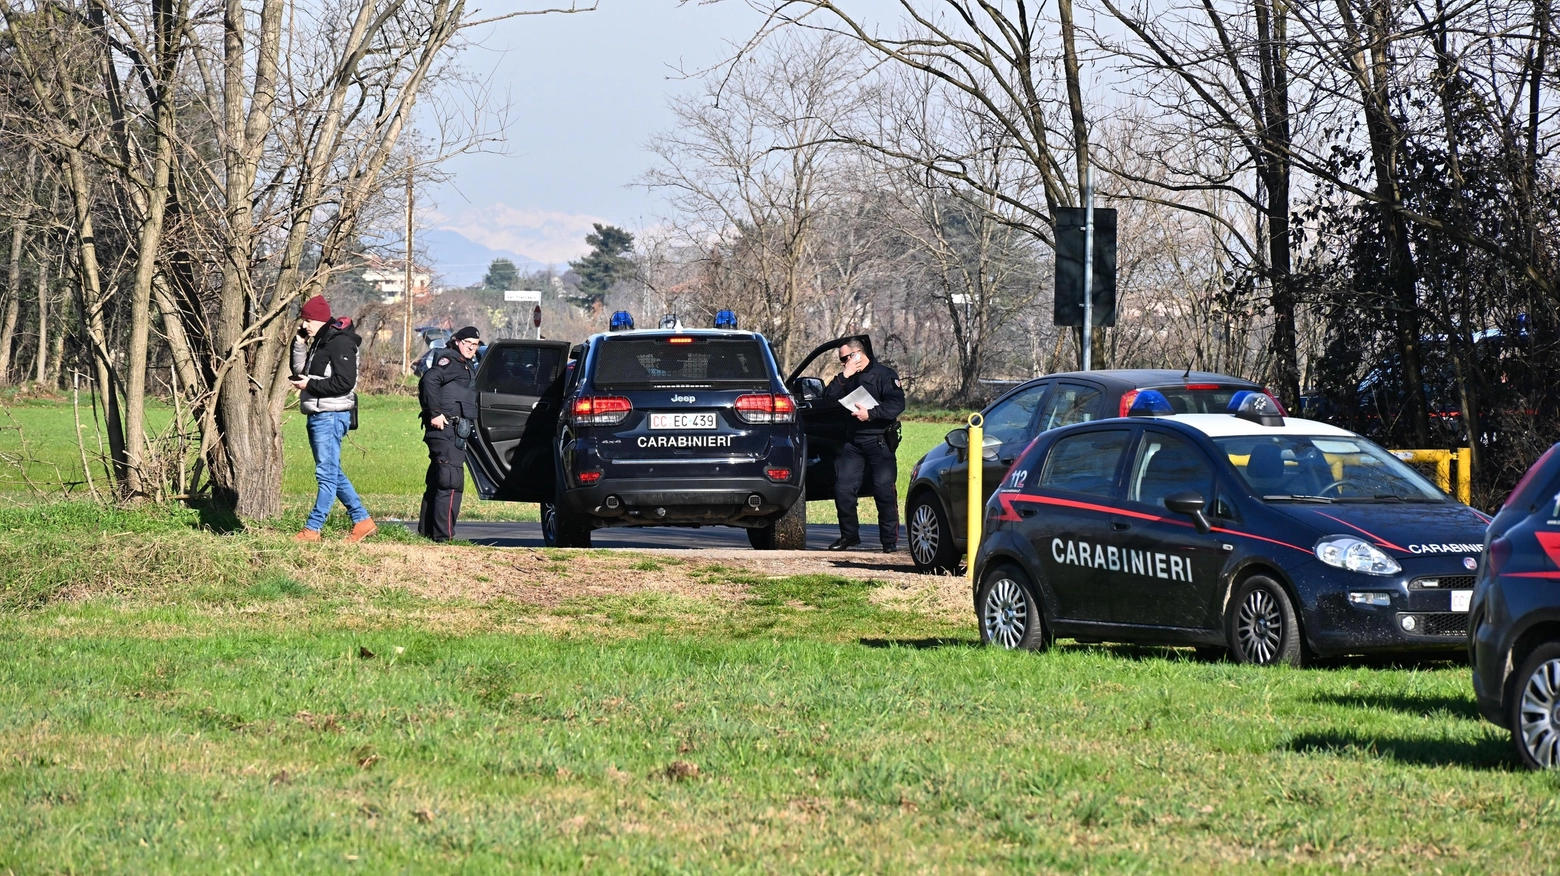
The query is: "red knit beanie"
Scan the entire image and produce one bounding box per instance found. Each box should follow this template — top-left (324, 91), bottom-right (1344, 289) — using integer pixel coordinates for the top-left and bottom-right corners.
top-left (299, 295), bottom-right (331, 323)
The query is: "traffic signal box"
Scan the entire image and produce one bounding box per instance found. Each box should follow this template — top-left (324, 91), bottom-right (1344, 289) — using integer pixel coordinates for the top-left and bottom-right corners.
top-left (1053, 207), bottom-right (1118, 327)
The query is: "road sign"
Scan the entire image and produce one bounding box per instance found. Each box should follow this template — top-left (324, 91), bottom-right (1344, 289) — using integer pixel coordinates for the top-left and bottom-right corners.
top-left (1053, 207), bottom-right (1118, 327)
top-left (504, 290), bottom-right (542, 303)
top-left (532, 305), bottom-right (542, 328)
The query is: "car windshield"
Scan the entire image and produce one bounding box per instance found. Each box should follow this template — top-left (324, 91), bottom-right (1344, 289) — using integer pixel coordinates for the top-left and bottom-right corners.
top-left (593, 337), bottom-right (770, 388)
top-left (1214, 435), bottom-right (1448, 503)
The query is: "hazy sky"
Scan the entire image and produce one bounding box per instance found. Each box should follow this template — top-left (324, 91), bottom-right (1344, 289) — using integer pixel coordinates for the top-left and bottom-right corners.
top-left (425, 1), bottom-right (769, 265)
top-left (425, 1), bottom-right (905, 266)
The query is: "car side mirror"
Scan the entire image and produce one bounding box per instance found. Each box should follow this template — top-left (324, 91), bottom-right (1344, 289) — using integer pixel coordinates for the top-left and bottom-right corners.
top-left (796, 376), bottom-right (825, 402)
top-left (946, 428), bottom-right (969, 450)
top-left (1165, 490), bottom-right (1212, 534)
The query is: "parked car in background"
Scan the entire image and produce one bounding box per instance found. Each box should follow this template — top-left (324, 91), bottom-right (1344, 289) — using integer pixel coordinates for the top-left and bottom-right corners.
top-left (904, 369), bottom-right (1279, 573)
top-left (1471, 441), bottom-right (1560, 768)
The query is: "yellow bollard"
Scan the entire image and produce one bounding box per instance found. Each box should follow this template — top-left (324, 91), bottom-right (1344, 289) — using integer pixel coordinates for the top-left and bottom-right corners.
top-left (966, 412), bottom-right (984, 582)
top-left (1455, 449), bottom-right (1472, 506)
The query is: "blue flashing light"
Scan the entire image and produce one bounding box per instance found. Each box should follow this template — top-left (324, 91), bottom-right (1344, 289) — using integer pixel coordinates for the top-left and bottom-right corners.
top-left (609, 310), bottom-right (635, 332)
top-left (1226, 390), bottom-right (1255, 412)
top-left (1127, 389), bottom-right (1175, 417)
top-left (1229, 390), bottom-right (1284, 426)
top-left (714, 309), bottom-right (738, 330)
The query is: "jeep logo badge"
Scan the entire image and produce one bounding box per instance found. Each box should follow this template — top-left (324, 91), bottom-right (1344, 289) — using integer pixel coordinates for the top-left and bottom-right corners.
top-left (671, 394), bottom-right (696, 404)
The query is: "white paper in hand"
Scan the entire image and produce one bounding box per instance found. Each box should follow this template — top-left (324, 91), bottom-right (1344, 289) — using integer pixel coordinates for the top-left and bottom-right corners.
top-left (839, 386), bottom-right (879, 412)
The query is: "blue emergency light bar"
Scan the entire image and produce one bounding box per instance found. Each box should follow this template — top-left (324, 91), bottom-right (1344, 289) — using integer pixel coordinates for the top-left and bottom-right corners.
top-left (609, 311), bottom-right (635, 331)
top-left (714, 309), bottom-right (738, 330)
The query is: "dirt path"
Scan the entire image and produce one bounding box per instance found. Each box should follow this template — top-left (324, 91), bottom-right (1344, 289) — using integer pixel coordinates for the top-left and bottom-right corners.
top-left (354, 542), bottom-right (971, 624)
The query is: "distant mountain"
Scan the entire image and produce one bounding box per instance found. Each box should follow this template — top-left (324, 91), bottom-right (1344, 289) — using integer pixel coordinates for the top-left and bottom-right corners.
top-left (422, 228), bottom-right (546, 287)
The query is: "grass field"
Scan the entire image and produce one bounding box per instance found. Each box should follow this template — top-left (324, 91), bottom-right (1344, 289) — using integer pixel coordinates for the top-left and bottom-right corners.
top-left (0, 502), bottom-right (1555, 872)
top-left (0, 394), bottom-right (957, 527)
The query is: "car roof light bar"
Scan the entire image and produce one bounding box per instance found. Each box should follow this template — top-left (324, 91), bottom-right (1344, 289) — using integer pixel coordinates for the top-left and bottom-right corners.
top-left (1127, 389), bottom-right (1175, 417)
top-left (1229, 390), bottom-right (1285, 426)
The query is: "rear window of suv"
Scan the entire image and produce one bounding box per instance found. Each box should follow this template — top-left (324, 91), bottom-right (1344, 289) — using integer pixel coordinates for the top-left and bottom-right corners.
top-left (1153, 387), bottom-right (1246, 414)
top-left (593, 337), bottom-right (771, 388)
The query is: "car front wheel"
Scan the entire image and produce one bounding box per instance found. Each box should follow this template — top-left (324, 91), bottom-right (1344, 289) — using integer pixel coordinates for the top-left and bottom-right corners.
top-left (907, 493), bottom-right (960, 574)
top-left (1226, 575), bottom-right (1303, 666)
top-left (978, 564), bottom-right (1050, 651)
top-left (1510, 642), bottom-right (1560, 770)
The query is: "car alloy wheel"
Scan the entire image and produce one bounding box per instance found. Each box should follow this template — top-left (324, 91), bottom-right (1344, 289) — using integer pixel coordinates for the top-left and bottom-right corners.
top-left (1226, 575), bottom-right (1302, 666)
top-left (1513, 644), bottom-right (1560, 769)
top-left (983, 575), bottom-right (1030, 649)
top-left (906, 494), bottom-right (959, 573)
top-left (541, 502), bottom-right (558, 547)
top-left (910, 502), bottom-right (941, 566)
top-left (1237, 588), bottom-right (1282, 663)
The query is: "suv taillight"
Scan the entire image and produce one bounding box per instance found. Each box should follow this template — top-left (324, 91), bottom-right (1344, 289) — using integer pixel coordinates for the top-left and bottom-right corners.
top-left (571, 395), bottom-right (632, 426)
top-left (735, 393), bottom-right (796, 424)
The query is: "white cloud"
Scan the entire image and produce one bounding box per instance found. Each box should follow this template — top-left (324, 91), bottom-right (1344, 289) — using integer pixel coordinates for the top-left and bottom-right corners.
top-left (433, 204), bottom-right (609, 265)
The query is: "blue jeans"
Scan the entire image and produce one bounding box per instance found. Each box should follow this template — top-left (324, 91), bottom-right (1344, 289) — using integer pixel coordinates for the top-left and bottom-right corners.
top-left (305, 411), bottom-right (368, 531)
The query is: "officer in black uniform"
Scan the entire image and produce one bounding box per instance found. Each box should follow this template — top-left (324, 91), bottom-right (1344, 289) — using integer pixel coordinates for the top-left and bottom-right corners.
top-left (418, 326), bottom-right (481, 542)
top-left (822, 338), bottom-right (906, 552)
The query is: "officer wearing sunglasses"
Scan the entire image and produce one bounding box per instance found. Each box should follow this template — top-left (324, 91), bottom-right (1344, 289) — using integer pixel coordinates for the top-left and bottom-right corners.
top-left (821, 339), bottom-right (906, 553)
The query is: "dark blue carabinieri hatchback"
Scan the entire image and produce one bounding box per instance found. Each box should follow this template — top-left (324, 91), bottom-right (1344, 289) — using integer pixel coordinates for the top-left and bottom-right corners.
top-left (466, 327), bottom-right (806, 549)
top-left (971, 393), bottom-right (1491, 665)
top-left (1470, 442), bottom-right (1560, 768)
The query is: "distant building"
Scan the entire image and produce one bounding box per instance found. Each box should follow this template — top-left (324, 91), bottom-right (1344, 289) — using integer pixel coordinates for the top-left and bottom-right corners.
top-left (363, 258), bottom-right (432, 304)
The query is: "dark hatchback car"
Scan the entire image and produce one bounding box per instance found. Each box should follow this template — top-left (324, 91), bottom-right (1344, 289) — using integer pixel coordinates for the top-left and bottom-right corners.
top-left (904, 369), bottom-right (1276, 573)
top-left (972, 403), bottom-right (1490, 664)
top-left (464, 329), bottom-right (807, 548)
top-left (1471, 442), bottom-right (1560, 769)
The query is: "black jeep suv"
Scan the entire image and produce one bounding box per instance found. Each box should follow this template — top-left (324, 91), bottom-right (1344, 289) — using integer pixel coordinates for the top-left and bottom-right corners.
top-left (464, 329), bottom-right (807, 549)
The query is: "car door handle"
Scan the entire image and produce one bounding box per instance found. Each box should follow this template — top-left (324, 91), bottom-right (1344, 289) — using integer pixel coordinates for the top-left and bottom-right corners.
top-left (1018, 507), bottom-right (1038, 518)
top-left (532, 401), bottom-right (551, 410)
top-left (1112, 521), bottom-right (1131, 531)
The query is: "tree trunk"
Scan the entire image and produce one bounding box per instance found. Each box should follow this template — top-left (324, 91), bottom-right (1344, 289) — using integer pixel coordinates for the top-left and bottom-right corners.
top-left (46, 257), bottom-right (65, 390)
top-left (1255, 0), bottom-right (1302, 411)
top-left (33, 246), bottom-right (47, 385)
top-left (0, 219), bottom-right (22, 383)
top-left (1340, 0), bottom-right (1432, 444)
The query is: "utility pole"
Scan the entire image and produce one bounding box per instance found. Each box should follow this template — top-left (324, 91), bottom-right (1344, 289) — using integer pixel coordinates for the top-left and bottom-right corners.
top-left (402, 155), bottom-right (414, 376)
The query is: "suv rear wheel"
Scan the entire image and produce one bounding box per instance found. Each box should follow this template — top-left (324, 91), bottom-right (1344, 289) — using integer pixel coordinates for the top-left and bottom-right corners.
top-left (540, 502), bottom-right (558, 547)
top-left (748, 496), bottom-right (806, 550)
top-left (553, 503), bottom-right (592, 548)
top-left (908, 493), bottom-right (959, 574)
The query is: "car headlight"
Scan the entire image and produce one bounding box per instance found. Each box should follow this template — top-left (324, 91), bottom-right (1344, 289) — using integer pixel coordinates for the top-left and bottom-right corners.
top-left (1314, 535), bottom-right (1402, 576)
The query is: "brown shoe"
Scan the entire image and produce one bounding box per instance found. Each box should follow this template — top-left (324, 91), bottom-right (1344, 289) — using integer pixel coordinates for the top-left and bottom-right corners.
top-left (346, 518), bottom-right (377, 543)
top-left (294, 529), bottom-right (322, 542)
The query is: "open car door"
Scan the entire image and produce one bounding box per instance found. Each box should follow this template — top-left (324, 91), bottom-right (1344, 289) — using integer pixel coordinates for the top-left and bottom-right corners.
top-left (467, 339), bottom-right (572, 502)
top-left (785, 334), bottom-right (874, 502)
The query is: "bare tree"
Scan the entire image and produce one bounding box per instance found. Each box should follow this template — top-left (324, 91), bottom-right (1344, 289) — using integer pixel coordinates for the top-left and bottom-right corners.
top-left (643, 31), bottom-right (875, 369)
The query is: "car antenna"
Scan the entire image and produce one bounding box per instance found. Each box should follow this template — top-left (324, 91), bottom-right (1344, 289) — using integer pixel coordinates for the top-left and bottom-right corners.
top-left (1181, 363), bottom-right (1192, 381)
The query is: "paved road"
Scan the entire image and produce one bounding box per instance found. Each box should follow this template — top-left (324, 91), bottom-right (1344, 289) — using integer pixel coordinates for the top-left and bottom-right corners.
top-left (403, 520), bottom-right (909, 552)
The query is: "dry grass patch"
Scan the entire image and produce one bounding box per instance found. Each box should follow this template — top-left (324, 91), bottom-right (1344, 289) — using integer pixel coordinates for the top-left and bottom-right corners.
top-left (353, 544), bottom-right (753, 609)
